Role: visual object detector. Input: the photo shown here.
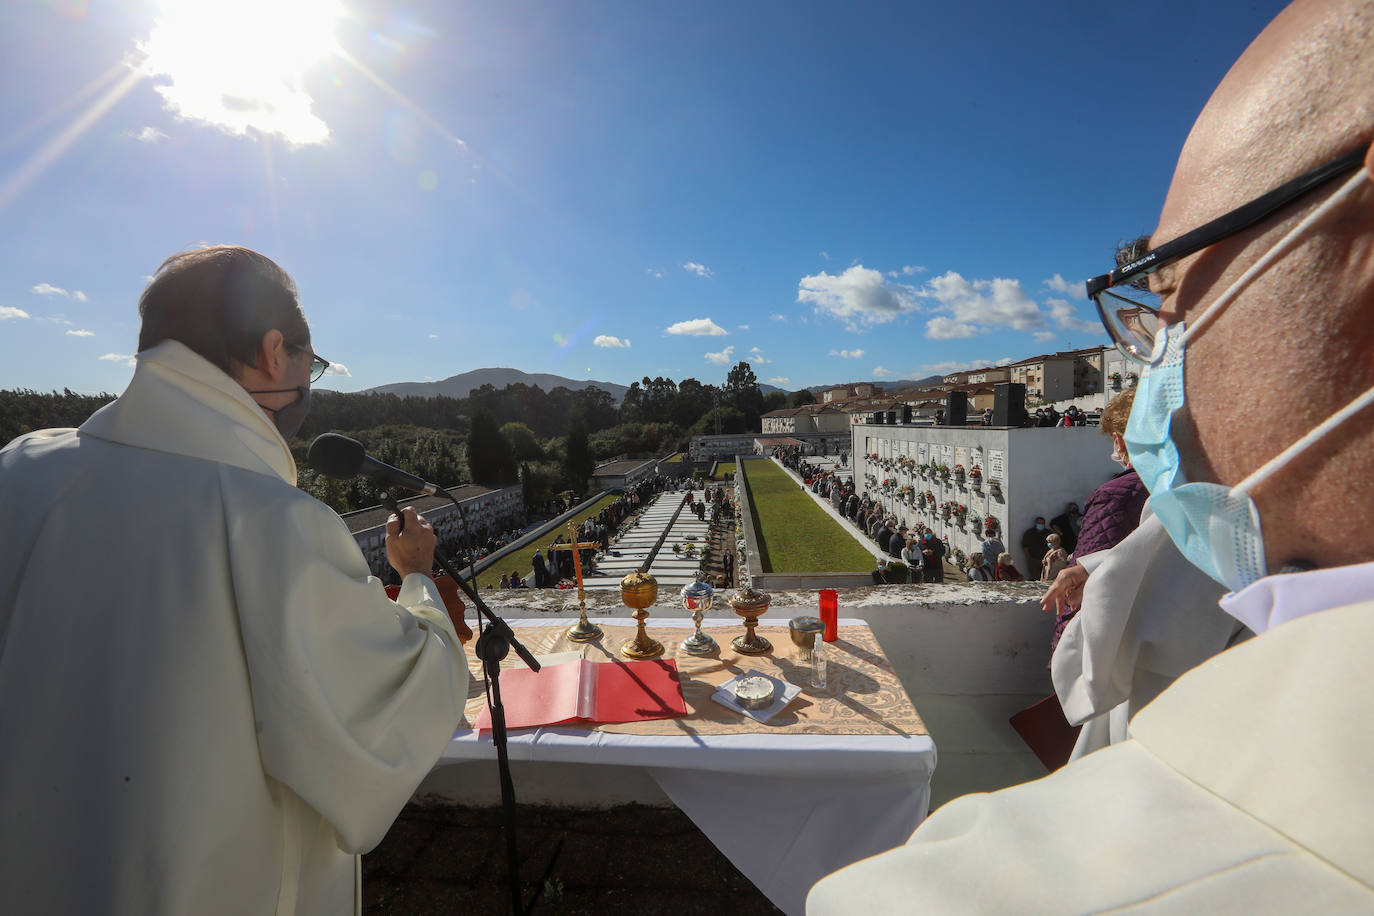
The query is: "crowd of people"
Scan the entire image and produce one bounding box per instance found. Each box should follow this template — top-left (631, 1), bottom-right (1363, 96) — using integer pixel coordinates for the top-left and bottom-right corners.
top-left (972, 403), bottom-right (1094, 427)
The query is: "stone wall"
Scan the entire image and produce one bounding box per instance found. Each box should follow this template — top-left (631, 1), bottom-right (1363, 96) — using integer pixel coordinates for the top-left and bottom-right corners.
top-left (852, 425), bottom-right (1118, 577)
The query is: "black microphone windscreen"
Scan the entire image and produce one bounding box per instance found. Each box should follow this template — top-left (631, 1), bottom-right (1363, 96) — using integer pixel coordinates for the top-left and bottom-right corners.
top-left (308, 433), bottom-right (366, 479)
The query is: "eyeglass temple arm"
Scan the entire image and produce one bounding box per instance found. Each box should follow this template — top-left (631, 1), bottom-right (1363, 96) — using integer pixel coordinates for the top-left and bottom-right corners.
top-left (1084, 144), bottom-right (1368, 300)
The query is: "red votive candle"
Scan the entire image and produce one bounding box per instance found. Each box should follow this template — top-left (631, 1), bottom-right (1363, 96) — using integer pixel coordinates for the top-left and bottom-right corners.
top-left (818, 589), bottom-right (838, 642)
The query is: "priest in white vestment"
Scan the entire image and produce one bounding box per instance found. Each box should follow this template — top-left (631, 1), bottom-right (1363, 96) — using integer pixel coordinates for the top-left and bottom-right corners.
top-left (0, 248), bottom-right (470, 914)
top-left (810, 1), bottom-right (1374, 911)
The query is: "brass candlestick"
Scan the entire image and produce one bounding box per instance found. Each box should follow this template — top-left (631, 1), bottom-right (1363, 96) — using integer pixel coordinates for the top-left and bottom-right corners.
top-left (729, 585), bottom-right (772, 656)
top-left (619, 569), bottom-right (664, 660)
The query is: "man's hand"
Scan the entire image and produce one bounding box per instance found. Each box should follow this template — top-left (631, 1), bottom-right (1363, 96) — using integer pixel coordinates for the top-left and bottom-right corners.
top-left (1041, 562), bottom-right (1089, 616)
top-left (386, 507), bottom-right (437, 579)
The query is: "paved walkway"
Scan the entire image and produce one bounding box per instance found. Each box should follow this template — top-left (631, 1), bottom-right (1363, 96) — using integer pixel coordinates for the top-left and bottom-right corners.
top-left (582, 491), bottom-right (713, 591)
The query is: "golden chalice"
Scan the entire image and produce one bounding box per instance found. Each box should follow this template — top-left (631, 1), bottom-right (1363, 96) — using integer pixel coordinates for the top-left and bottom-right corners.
top-left (728, 585), bottom-right (772, 656)
top-left (619, 569), bottom-right (664, 660)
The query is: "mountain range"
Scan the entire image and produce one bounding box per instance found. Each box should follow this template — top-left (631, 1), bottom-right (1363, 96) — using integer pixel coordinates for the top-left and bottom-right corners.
top-left (357, 367), bottom-right (946, 403)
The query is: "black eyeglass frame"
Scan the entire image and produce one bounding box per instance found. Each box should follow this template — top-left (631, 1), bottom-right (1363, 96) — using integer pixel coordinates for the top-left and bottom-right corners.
top-left (289, 344), bottom-right (331, 383)
top-left (1085, 144), bottom-right (1368, 318)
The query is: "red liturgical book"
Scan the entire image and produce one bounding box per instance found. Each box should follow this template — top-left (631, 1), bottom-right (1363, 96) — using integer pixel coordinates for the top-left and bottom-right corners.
top-left (475, 658), bottom-right (688, 731)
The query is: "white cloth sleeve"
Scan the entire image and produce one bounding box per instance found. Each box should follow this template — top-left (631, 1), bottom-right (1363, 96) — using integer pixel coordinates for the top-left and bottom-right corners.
top-left (227, 488), bottom-right (469, 853)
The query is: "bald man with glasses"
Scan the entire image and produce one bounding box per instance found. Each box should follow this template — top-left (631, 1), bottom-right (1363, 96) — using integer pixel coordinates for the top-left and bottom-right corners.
top-left (811, 2), bottom-right (1374, 911)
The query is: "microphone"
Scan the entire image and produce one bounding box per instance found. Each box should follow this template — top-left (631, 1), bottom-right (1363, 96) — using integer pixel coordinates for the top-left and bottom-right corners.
top-left (307, 433), bottom-right (443, 496)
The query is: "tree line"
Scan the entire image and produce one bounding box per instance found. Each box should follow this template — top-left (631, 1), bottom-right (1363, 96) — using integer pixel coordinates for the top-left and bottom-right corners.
top-left (1, 361), bottom-right (817, 514)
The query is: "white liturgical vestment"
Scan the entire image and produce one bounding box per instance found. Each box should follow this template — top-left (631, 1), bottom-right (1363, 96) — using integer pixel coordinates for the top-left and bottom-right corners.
top-left (808, 578), bottom-right (1374, 913)
top-left (0, 342), bottom-right (469, 914)
top-left (1051, 513), bottom-right (1243, 758)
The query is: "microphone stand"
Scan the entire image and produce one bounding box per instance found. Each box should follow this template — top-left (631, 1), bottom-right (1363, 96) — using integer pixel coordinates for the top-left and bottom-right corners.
top-left (381, 490), bottom-right (538, 916)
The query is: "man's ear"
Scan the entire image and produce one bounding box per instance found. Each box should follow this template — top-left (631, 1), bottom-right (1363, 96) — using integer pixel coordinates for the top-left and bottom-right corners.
top-left (256, 329), bottom-right (288, 381)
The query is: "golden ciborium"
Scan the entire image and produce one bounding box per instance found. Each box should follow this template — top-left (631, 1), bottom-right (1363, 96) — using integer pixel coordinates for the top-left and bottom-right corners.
top-left (728, 585), bottom-right (772, 656)
top-left (619, 569), bottom-right (665, 660)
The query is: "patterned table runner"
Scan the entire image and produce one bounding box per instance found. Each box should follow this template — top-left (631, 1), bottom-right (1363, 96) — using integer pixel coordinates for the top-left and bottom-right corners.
top-left (462, 621), bottom-right (926, 737)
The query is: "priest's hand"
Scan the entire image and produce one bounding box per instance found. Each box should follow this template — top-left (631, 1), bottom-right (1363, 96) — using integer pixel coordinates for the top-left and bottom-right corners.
top-left (1041, 562), bottom-right (1088, 615)
top-left (386, 507), bottom-right (437, 579)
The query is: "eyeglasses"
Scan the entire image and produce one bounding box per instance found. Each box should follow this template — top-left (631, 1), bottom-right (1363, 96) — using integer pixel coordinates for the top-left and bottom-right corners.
top-left (1086, 144), bottom-right (1368, 363)
top-left (289, 344), bottom-right (331, 382)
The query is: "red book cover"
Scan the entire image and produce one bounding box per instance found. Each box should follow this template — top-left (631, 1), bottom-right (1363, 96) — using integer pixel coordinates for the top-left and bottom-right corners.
top-left (475, 657), bottom-right (687, 731)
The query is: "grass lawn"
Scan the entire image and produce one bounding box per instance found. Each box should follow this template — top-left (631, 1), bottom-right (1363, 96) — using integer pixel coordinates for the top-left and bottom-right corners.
top-left (472, 493), bottom-right (619, 589)
top-left (712, 461), bottom-right (736, 480)
top-left (659, 452), bottom-right (686, 463)
top-left (740, 460), bottom-right (875, 574)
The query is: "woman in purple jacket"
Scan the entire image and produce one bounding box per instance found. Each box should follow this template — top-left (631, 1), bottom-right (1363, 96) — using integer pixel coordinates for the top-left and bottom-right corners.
top-left (1047, 390), bottom-right (1149, 655)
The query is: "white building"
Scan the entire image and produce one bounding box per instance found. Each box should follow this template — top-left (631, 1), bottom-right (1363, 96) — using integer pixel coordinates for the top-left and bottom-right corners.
top-left (851, 424), bottom-right (1119, 576)
top-left (343, 484), bottom-right (525, 578)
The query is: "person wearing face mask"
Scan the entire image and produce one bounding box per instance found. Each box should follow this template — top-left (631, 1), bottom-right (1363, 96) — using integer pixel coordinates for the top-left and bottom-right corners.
top-left (1020, 516), bottom-right (1050, 574)
top-left (0, 246), bottom-right (470, 914)
top-left (812, 3), bottom-right (1374, 911)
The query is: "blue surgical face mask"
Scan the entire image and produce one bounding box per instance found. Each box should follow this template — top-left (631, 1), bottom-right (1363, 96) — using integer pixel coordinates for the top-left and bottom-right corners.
top-left (1125, 166), bottom-right (1374, 592)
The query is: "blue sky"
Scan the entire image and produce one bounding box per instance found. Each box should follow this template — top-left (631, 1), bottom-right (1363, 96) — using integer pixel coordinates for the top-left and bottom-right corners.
top-left (0, 0), bottom-right (1289, 395)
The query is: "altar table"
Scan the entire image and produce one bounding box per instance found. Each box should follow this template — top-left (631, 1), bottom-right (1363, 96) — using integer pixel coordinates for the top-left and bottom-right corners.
top-left (435, 616), bottom-right (937, 915)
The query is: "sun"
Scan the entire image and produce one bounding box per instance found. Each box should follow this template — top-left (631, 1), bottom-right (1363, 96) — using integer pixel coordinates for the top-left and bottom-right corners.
top-left (138, 0), bottom-right (345, 145)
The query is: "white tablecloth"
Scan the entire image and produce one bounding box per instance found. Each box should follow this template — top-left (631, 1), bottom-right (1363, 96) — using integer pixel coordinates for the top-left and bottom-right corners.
top-left (435, 618), bottom-right (937, 915)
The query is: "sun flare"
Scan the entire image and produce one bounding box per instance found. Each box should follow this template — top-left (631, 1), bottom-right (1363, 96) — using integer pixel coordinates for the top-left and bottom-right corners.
top-left (137, 0), bottom-right (344, 145)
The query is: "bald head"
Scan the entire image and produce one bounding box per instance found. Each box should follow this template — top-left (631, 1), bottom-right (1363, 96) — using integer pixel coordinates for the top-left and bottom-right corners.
top-left (1147, 0), bottom-right (1374, 572)
top-left (1163, 0), bottom-right (1373, 234)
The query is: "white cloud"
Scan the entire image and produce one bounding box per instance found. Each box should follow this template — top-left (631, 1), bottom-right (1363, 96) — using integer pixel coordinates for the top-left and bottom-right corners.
top-left (1, 306), bottom-right (31, 320)
top-left (323, 362), bottom-right (351, 377)
top-left (136, 1), bottom-right (337, 146)
top-left (666, 317), bottom-right (727, 336)
top-left (646, 268), bottom-right (663, 279)
top-left (428, 333), bottom-right (439, 339)
top-left (99, 353), bottom-right (137, 367)
top-left (918, 271), bottom-right (1047, 337)
top-left (737, 324), bottom-right (750, 330)
top-left (1047, 298), bottom-right (1100, 333)
top-left (73, 290), bottom-right (87, 302)
top-left (902, 265), bottom-right (927, 276)
top-left (925, 316), bottom-right (981, 339)
top-left (873, 366), bottom-right (894, 378)
top-left (704, 345), bottom-right (735, 366)
top-left (32, 282), bottom-right (68, 297)
top-left (131, 127), bottom-right (169, 143)
top-left (66, 329), bottom-right (95, 337)
top-left (768, 376), bottom-right (790, 385)
top-left (594, 335), bottom-right (631, 348)
top-left (1045, 273), bottom-right (1086, 300)
top-left (819, 251), bottom-right (830, 260)
top-left (1033, 330), bottom-right (1056, 342)
top-left (798, 265), bottom-right (917, 328)
top-left (769, 313), bottom-right (788, 323)
top-left (682, 261), bottom-right (714, 279)
top-left (829, 348), bottom-right (865, 359)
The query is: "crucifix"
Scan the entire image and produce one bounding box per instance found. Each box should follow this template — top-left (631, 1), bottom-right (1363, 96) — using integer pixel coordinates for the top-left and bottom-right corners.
top-left (549, 521), bottom-right (603, 642)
